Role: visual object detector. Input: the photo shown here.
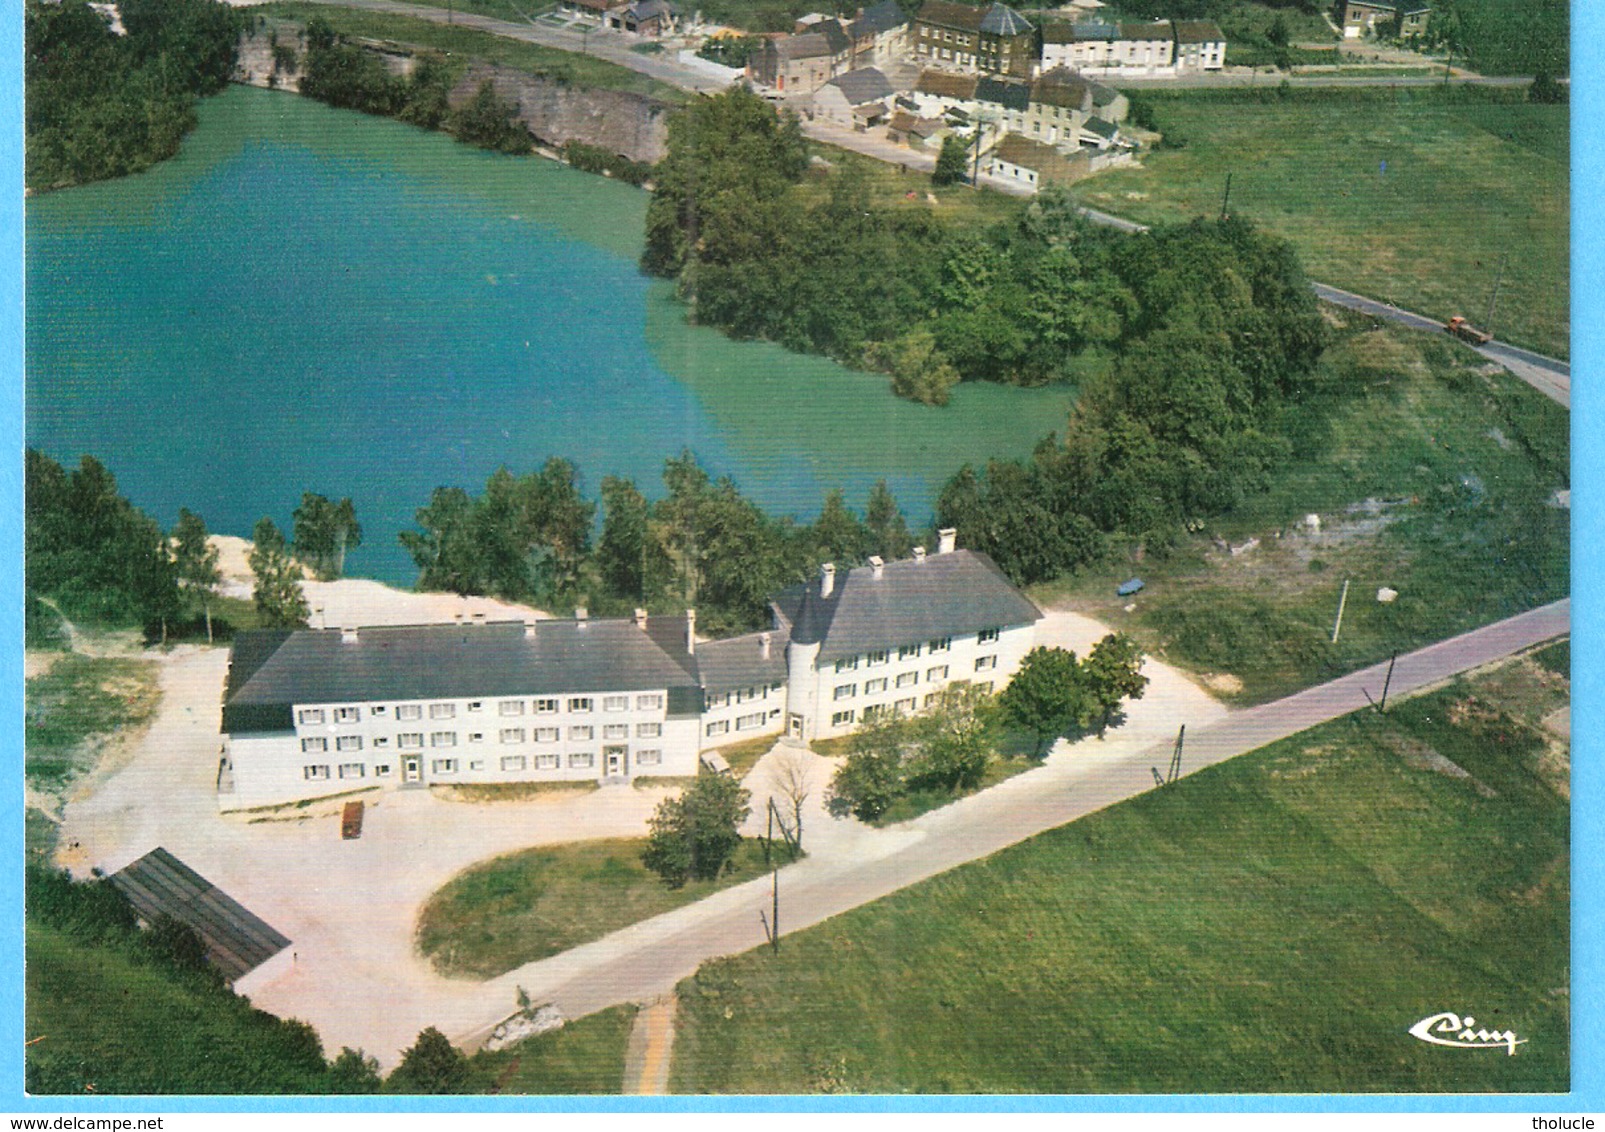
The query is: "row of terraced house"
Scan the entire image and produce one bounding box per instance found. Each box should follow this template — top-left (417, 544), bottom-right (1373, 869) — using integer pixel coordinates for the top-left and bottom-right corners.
top-left (217, 531), bottom-right (1043, 810)
top-left (750, 1), bottom-right (1226, 93)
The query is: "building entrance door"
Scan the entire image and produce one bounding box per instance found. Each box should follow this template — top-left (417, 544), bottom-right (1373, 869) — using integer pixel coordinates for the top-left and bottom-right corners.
top-left (604, 746), bottom-right (627, 778)
top-left (402, 756), bottom-right (422, 784)
top-left (787, 714), bottom-right (804, 740)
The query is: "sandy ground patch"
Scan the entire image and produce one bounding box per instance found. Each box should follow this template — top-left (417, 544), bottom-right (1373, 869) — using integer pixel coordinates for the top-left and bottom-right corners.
top-left (211, 535), bottom-right (549, 626)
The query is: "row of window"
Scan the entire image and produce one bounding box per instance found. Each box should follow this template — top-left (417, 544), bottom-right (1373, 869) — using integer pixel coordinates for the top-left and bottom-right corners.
top-left (301, 749), bottom-right (665, 781)
top-left (830, 682), bottom-right (995, 728)
top-left (919, 26), bottom-right (974, 46)
top-left (830, 629), bottom-right (998, 674)
top-left (704, 710), bottom-right (776, 738)
top-left (296, 693), bottom-right (667, 728)
top-left (300, 722), bottom-right (664, 753)
top-left (832, 655), bottom-right (996, 702)
top-left (705, 683), bottom-right (783, 710)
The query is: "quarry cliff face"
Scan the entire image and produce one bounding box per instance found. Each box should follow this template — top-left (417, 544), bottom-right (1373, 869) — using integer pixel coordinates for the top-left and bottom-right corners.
top-left (450, 63), bottom-right (672, 164)
top-left (234, 23), bottom-right (672, 166)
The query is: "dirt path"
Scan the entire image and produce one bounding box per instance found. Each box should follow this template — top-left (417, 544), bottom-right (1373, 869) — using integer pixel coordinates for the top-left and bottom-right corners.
top-left (621, 994), bottom-right (678, 1094)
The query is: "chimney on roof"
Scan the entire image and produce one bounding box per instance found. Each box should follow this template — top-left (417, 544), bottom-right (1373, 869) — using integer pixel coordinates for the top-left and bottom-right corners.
top-left (635, 608), bottom-right (649, 631)
top-left (820, 562), bottom-right (837, 598)
top-left (913, 545), bottom-right (927, 564)
top-left (760, 631), bottom-right (772, 660)
top-left (341, 627), bottom-right (359, 644)
top-left (869, 555), bottom-right (884, 579)
top-left (524, 620), bottom-right (538, 639)
top-left (686, 608), bottom-right (697, 656)
top-left (937, 527), bottom-right (957, 554)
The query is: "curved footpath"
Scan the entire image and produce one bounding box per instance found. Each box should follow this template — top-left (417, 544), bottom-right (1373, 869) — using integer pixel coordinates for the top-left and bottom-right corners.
top-left (451, 598), bottom-right (1569, 1053)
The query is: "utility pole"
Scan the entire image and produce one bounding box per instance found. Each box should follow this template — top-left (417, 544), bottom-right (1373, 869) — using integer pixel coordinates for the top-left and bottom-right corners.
top-left (1378, 650), bottom-right (1398, 712)
top-left (1485, 253), bottom-right (1507, 338)
top-left (1330, 578), bottom-right (1351, 644)
top-left (1219, 172), bottom-right (1232, 221)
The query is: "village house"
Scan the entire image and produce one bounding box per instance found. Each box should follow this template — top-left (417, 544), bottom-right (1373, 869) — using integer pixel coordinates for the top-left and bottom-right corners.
top-left (217, 533), bottom-right (1043, 809)
top-left (1171, 20), bottom-right (1226, 72)
top-left (608, 0), bottom-right (679, 35)
top-left (886, 109), bottom-right (946, 147)
top-left (1021, 65), bottom-right (1093, 146)
top-left (844, 0), bottom-right (911, 70)
top-left (987, 132), bottom-right (1089, 187)
top-left (750, 21), bottom-right (852, 92)
top-left (813, 67), bottom-right (897, 128)
top-left (1337, 0), bottom-right (1430, 39)
top-left (910, 68), bottom-right (980, 120)
top-left (911, 0), bottom-right (1037, 79)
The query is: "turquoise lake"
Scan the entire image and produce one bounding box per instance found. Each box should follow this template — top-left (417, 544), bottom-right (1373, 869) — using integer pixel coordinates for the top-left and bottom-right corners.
top-left (26, 86), bottom-right (1075, 584)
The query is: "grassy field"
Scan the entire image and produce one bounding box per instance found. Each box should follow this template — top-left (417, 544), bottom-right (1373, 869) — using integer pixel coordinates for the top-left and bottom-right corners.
top-left (258, 4), bottom-right (686, 101)
top-left (1032, 319), bottom-right (1568, 705)
top-left (26, 654), bottom-right (160, 795)
top-left (1090, 86), bottom-right (1568, 359)
top-left (670, 651), bottom-right (1569, 1093)
top-left (1446, 0), bottom-right (1569, 77)
top-left (469, 1006), bottom-right (637, 1093)
top-left (26, 922), bottom-right (332, 1093)
top-left (417, 837), bottom-right (776, 977)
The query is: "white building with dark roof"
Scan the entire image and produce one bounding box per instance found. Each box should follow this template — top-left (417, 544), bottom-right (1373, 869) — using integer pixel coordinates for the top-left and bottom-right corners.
top-left (217, 531), bottom-right (1042, 808)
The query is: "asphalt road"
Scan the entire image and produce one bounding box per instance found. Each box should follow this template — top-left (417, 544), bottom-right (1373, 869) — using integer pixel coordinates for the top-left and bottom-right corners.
top-left (458, 598), bottom-right (1568, 1047)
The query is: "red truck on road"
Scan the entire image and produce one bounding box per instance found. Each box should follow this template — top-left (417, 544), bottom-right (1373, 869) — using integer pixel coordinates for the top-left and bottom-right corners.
top-left (1445, 316), bottom-right (1493, 345)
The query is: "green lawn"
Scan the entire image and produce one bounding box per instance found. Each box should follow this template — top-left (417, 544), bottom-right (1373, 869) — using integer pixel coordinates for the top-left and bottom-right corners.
top-left (417, 837), bottom-right (777, 978)
top-left (1446, 0), bottom-right (1569, 77)
top-left (470, 1006), bottom-right (637, 1093)
top-left (1032, 320), bottom-right (1568, 705)
top-left (26, 923), bottom-right (332, 1093)
top-left (258, 4), bottom-right (686, 101)
top-left (1090, 87), bottom-right (1568, 359)
top-left (670, 653), bottom-right (1569, 1093)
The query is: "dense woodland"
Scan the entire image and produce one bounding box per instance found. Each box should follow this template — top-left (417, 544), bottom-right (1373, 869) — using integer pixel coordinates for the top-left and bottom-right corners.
top-left (25, 0), bottom-right (242, 190)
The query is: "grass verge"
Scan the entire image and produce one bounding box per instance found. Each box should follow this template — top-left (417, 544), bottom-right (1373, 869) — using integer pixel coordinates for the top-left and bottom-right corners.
top-left (1090, 86), bottom-right (1568, 358)
top-left (470, 1006), bottom-right (637, 1093)
top-left (417, 837), bottom-right (776, 978)
top-left (670, 653), bottom-right (1569, 1093)
top-left (1031, 320), bottom-right (1569, 704)
top-left (705, 733), bottom-right (780, 780)
top-left (432, 780), bottom-right (600, 803)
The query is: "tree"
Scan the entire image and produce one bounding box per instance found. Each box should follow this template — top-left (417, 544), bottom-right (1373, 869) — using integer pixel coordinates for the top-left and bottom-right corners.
top-left (292, 493), bottom-right (363, 581)
top-left (447, 79), bottom-right (531, 154)
top-left (824, 712), bottom-right (908, 822)
top-left (810, 488), bottom-right (871, 565)
top-left (931, 133), bottom-right (969, 187)
top-left (998, 646), bottom-right (1097, 757)
top-left (249, 518), bottom-right (310, 629)
top-left (1081, 632), bottom-right (1149, 736)
top-left (1529, 70), bottom-right (1566, 104)
top-left (863, 328), bottom-right (961, 407)
top-left (324, 1048), bottom-right (383, 1094)
top-left (864, 480), bottom-right (914, 560)
top-left (596, 475), bottom-right (653, 605)
top-left (387, 1027), bottom-right (470, 1094)
top-left (642, 773), bottom-right (752, 887)
top-left (766, 747), bottom-right (815, 853)
top-left (171, 508), bottom-right (221, 642)
top-left (903, 683), bottom-right (997, 793)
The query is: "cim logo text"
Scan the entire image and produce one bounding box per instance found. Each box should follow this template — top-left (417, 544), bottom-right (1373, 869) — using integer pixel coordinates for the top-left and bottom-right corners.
top-left (1408, 1011), bottom-right (1526, 1055)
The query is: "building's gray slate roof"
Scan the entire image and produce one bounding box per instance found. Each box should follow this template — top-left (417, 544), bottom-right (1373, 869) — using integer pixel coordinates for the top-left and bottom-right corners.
top-left (695, 631), bottom-right (789, 694)
top-left (1119, 20), bottom-right (1171, 40)
top-left (111, 848), bottom-right (291, 985)
top-left (916, 68), bottom-right (979, 99)
top-left (772, 549), bottom-right (1041, 663)
top-left (1053, 18), bottom-right (1116, 41)
top-left (776, 30), bottom-right (836, 60)
top-left (814, 18), bottom-right (852, 54)
top-left (976, 74), bottom-right (1030, 111)
top-left (223, 619), bottom-right (702, 733)
top-left (826, 66), bottom-right (895, 105)
top-left (849, 0), bottom-right (906, 37)
top-left (916, 0), bottom-right (987, 32)
top-left (1081, 115), bottom-right (1117, 138)
top-left (978, 2), bottom-right (1033, 36)
top-left (1031, 66), bottom-right (1090, 109)
top-left (1171, 19), bottom-right (1224, 43)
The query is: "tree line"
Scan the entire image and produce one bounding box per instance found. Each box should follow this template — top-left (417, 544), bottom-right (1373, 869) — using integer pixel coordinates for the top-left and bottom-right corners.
top-left (296, 17), bottom-right (533, 154)
top-left (25, 0), bottom-right (242, 191)
top-left (400, 452), bottom-right (915, 637)
top-left (643, 87), bottom-right (1325, 411)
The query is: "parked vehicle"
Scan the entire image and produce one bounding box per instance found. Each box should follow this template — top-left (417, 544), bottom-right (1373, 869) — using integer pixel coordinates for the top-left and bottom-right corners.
top-left (1445, 315), bottom-right (1493, 345)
